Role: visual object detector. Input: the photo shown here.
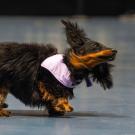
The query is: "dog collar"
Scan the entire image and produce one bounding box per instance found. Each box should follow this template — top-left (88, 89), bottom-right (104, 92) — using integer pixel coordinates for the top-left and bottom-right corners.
top-left (41, 54), bottom-right (75, 88)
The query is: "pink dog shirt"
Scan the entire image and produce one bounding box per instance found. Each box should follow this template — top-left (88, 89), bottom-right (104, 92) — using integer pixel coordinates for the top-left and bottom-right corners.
top-left (41, 54), bottom-right (74, 88)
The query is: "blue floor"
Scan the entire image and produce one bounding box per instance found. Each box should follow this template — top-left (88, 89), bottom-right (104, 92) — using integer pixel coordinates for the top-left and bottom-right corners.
top-left (0, 16), bottom-right (135, 135)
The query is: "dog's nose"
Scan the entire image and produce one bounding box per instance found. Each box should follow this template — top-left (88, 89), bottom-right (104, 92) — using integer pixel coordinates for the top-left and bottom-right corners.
top-left (112, 49), bottom-right (117, 54)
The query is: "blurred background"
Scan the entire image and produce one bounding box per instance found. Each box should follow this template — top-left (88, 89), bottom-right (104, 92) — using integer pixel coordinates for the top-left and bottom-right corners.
top-left (0, 0), bottom-right (135, 16)
top-left (0, 1), bottom-right (135, 135)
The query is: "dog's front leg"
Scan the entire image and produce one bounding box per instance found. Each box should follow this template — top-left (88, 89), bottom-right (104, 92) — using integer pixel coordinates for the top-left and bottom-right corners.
top-left (38, 81), bottom-right (73, 116)
top-left (38, 81), bottom-right (64, 116)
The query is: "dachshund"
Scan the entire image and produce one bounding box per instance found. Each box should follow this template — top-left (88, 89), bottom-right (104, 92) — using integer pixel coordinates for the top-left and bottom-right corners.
top-left (0, 20), bottom-right (117, 117)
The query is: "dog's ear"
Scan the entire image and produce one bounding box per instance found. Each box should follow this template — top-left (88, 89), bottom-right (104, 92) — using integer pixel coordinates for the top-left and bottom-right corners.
top-left (91, 63), bottom-right (114, 90)
top-left (61, 20), bottom-right (87, 49)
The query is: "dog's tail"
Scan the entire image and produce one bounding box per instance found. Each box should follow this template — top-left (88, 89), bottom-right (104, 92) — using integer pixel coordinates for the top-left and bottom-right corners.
top-left (61, 20), bottom-right (88, 49)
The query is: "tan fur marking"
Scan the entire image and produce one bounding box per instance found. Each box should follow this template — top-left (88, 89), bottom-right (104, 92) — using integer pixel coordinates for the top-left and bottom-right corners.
top-left (69, 50), bottom-right (113, 69)
top-left (0, 88), bottom-right (10, 117)
top-left (0, 88), bottom-right (8, 105)
top-left (54, 98), bottom-right (73, 112)
top-left (38, 81), bottom-right (55, 101)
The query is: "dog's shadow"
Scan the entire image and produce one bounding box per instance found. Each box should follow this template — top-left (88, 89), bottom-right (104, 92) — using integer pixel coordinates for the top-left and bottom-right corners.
top-left (66, 111), bottom-right (128, 118)
top-left (10, 110), bottom-right (128, 118)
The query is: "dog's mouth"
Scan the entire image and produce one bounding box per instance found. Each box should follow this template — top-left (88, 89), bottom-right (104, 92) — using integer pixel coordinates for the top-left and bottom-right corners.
top-left (98, 54), bottom-right (115, 61)
top-left (97, 49), bottom-right (117, 61)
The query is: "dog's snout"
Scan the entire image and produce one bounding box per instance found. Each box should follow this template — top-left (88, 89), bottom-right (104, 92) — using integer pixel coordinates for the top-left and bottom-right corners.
top-left (112, 49), bottom-right (117, 54)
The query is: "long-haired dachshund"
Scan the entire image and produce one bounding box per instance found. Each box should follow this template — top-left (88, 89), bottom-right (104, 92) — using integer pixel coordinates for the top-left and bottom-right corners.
top-left (0, 20), bottom-right (117, 117)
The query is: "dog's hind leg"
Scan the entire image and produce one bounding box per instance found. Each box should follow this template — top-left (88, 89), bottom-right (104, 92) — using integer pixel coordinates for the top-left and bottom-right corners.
top-left (0, 87), bottom-right (10, 117)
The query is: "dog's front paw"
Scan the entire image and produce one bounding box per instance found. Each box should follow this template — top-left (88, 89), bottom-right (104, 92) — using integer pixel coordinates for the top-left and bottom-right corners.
top-left (46, 97), bottom-right (74, 117)
top-left (0, 109), bottom-right (11, 117)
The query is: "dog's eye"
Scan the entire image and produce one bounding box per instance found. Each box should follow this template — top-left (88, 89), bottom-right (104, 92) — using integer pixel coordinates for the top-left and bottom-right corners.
top-left (78, 48), bottom-right (85, 55)
top-left (92, 43), bottom-right (101, 51)
top-left (92, 46), bottom-right (98, 50)
top-left (93, 43), bottom-right (99, 48)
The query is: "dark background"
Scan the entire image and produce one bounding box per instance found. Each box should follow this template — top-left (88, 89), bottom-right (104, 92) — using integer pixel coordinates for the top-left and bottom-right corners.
top-left (0, 0), bottom-right (135, 16)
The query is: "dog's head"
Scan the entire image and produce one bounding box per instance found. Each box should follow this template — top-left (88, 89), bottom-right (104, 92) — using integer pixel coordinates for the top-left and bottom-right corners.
top-left (62, 20), bottom-right (117, 90)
